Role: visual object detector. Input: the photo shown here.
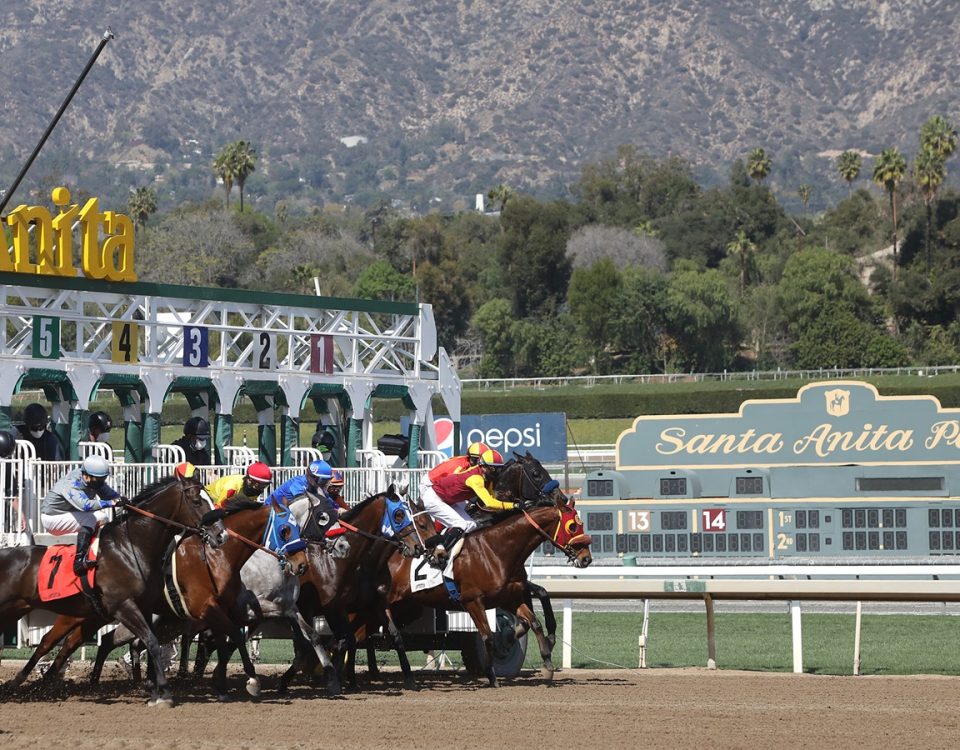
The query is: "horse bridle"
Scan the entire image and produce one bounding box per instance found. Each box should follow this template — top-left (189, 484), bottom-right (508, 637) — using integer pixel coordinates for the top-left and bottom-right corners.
top-left (336, 498), bottom-right (422, 558)
top-left (511, 460), bottom-right (582, 562)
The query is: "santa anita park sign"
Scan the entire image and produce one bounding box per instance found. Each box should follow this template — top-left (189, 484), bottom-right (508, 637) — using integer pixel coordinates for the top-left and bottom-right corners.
top-left (617, 381), bottom-right (960, 469)
top-left (2, 187), bottom-right (136, 283)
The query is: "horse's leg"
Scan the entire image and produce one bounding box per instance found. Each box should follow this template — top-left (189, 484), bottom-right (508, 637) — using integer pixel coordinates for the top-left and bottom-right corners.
top-left (286, 612), bottom-right (340, 697)
top-left (211, 636), bottom-right (232, 702)
top-left (203, 607), bottom-right (260, 699)
top-left (8, 615), bottom-right (83, 689)
top-left (527, 582), bottom-right (557, 650)
top-left (383, 607), bottom-right (417, 690)
top-left (177, 622), bottom-right (194, 678)
top-left (516, 600), bottom-right (554, 676)
top-left (193, 630), bottom-right (213, 675)
top-left (110, 599), bottom-right (174, 707)
top-left (325, 611), bottom-right (358, 691)
top-left (91, 626), bottom-right (126, 684)
top-left (463, 598), bottom-right (498, 687)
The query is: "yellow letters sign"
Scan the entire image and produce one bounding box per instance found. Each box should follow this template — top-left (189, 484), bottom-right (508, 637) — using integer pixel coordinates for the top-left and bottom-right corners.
top-left (2, 187), bottom-right (137, 282)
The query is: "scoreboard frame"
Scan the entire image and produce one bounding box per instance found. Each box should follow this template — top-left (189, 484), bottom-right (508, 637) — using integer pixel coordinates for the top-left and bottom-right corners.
top-left (578, 381), bottom-right (960, 562)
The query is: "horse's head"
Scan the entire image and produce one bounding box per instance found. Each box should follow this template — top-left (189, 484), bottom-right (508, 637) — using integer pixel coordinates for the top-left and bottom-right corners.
top-left (380, 484), bottom-right (424, 558)
top-left (263, 506), bottom-right (309, 577)
top-left (494, 451), bottom-right (565, 508)
top-left (553, 497), bottom-right (593, 568)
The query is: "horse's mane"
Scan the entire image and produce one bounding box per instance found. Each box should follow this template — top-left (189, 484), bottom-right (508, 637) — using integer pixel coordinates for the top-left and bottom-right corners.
top-left (131, 475), bottom-right (179, 506)
top-left (201, 499), bottom-right (263, 525)
top-left (340, 490), bottom-right (390, 523)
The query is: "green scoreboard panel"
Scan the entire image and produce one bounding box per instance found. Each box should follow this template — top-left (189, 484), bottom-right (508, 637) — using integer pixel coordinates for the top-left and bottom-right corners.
top-left (577, 382), bottom-right (960, 561)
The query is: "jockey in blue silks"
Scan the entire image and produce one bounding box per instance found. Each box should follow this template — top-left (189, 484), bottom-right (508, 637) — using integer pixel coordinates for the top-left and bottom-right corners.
top-left (266, 459), bottom-right (339, 515)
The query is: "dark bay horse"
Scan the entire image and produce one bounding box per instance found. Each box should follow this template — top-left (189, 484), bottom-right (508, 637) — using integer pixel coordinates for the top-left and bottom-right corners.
top-left (0, 474), bottom-right (208, 705)
top-left (379, 453), bottom-right (593, 687)
top-left (87, 500), bottom-right (310, 700)
top-left (294, 486), bottom-right (424, 690)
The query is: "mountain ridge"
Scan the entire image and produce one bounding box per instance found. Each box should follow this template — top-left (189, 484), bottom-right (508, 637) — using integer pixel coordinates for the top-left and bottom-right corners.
top-left (0, 0), bottom-right (957, 212)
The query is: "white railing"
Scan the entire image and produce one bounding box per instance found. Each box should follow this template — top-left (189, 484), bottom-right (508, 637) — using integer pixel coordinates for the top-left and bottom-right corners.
top-left (525, 564), bottom-right (960, 674)
top-left (461, 365), bottom-right (960, 391)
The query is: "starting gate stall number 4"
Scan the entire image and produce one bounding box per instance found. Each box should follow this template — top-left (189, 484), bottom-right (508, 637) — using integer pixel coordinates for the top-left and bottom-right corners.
top-left (579, 381), bottom-right (960, 562)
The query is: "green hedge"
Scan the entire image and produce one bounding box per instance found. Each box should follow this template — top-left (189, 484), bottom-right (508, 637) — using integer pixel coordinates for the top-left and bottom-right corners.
top-left (65, 375), bottom-right (960, 425)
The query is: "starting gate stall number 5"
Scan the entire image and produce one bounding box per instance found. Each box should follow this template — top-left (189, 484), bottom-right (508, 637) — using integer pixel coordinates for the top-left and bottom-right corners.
top-left (32, 315), bottom-right (60, 359)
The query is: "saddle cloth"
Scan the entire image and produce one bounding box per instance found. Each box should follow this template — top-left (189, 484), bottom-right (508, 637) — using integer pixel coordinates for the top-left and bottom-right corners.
top-left (38, 537), bottom-right (99, 602)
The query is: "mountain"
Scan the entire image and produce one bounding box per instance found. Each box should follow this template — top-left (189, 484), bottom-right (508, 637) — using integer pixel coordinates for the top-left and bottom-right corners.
top-left (0, 0), bottom-right (957, 214)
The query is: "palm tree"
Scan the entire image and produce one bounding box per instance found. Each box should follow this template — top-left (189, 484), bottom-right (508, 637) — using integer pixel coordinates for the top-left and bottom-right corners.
top-left (836, 150), bottom-right (862, 197)
top-left (913, 147), bottom-right (945, 275)
top-left (872, 147), bottom-right (907, 278)
top-left (229, 140), bottom-right (257, 212)
top-left (127, 186), bottom-right (157, 231)
top-left (726, 229), bottom-right (756, 294)
top-left (920, 115), bottom-right (958, 160)
top-left (798, 184), bottom-right (811, 217)
top-left (746, 148), bottom-right (771, 186)
top-left (213, 144), bottom-right (236, 208)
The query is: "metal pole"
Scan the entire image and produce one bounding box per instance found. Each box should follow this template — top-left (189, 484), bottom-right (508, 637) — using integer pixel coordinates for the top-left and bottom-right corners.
top-left (0, 27), bottom-right (114, 216)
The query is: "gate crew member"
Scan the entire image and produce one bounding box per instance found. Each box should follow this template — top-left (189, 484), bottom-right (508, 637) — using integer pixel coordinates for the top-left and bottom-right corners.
top-left (172, 416), bottom-right (212, 466)
top-left (205, 462), bottom-right (273, 507)
top-left (40, 455), bottom-right (126, 576)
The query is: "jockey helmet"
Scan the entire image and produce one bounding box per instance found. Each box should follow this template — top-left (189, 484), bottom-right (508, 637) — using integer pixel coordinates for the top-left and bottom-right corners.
top-left (246, 462), bottom-right (273, 483)
top-left (479, 448), bottom-right (505, 468)
top-left (88, 411), bottom-right (113, 434)
top-left (308, 459), bottom-right (334, 480)
top-left (184, 416), bottom-right (211, 437)
top-left (81, 454), bottom-right (111, 478)
top-left (0, 430), bottom-right (15, 459)
top-left (329, 469), bottom-right (344, 487)
top-left (466, 441), bottom-right (489, 461)
top-left (23, 402), bottom-right (48, 431)
top-left (174, 462), bottom-right (196, 479)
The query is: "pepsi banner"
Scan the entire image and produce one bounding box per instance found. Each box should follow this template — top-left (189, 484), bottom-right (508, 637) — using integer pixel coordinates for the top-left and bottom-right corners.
top-left (461, 412), bottom-right (567, 463)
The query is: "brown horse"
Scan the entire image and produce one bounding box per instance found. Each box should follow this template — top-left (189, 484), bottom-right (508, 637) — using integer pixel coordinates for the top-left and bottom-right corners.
top-left (83, 500), bottom-right (310, 699)
top-left (377, 454), bottom-right (593, 687)
top-left (0, 473), bottom-right (208, 705)
top-left (294, 486), bottom-right (424, 690)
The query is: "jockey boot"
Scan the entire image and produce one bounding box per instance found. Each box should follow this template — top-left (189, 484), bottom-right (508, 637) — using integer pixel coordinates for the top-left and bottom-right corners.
top-left (73, 526), bottom-right (96, 576)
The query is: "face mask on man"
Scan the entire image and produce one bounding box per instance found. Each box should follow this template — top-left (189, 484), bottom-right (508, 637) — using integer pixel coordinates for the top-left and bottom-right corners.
top-left (193, 438), bottom-right (208, 450)
top-left (29, 428), bottom-right (44, 439)
top-left (97, 432), bottom-right (111, 444)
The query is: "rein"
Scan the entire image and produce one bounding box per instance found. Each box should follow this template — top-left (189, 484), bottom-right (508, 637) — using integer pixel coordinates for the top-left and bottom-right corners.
top-left (123, 502), bottom-right (203, 537)
top-left (338, 516), bottom-right (412, 553)
top-left (221, 525), bottom-right (284, 561)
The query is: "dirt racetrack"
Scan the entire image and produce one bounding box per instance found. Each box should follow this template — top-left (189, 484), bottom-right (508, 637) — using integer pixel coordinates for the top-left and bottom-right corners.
top-left (1, 663), bottom-right (958, 749)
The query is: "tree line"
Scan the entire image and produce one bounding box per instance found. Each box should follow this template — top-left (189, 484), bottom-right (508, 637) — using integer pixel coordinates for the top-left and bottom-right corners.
top-left (123, 115), bottom-right (960, 377)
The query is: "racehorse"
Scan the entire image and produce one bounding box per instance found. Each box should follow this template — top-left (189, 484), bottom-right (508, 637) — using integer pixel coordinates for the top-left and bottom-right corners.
top-left (293, 486), bottom-right (425, 691)
top-left (87, 500), bottom-right (311, 700)
top-left (0, 473), bottom-right (208, 706)
top-left (377, 453), bottom-right (593, 687)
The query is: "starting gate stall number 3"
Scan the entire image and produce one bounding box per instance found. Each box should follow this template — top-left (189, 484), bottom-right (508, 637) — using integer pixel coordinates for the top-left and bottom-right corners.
top-left (183, 326), bottom-right (209, 367)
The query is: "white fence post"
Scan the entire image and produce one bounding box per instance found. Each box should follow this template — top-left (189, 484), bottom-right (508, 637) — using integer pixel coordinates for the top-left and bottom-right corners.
top-left (790, 600), bottom-right (803, 673)
top-left (562, 598), bottom-right (573, 669)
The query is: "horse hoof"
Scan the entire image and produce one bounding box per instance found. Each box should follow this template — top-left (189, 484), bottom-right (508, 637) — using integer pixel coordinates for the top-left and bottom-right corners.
top-left (404, 679), bottom-right (419, 691)
top-left (245, 677), bottom-right (261, 697)
top-left (147, 697), bottom-right (175, 708)
top-left (216, 693), bottom-right (231, 703)
top-left (541, 666), bottom-right (555, 680)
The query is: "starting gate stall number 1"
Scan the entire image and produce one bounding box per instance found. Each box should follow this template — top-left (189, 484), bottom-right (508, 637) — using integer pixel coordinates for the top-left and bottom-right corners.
top-left (578, 381), bottom-right (960, 562)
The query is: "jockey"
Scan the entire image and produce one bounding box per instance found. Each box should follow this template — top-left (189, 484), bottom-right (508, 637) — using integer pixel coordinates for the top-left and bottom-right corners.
top-left (326, 469), bottom-right (350, 513)
top-left (417, 440), bottom-right (487, 501)
top-left (205, 461), bottom-right (273, 508)
top-left (40, 455), bottom-right (126, 576)
top-left (265, 459), bottom-right (340, 515)
top-left (422, 448), bottom-right (513, 561)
